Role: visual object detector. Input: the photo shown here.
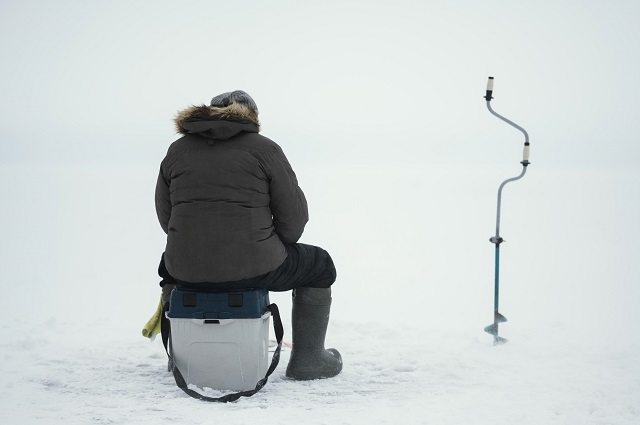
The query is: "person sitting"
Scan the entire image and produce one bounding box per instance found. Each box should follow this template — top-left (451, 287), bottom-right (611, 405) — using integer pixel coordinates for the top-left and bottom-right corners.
top-left (155, 90), bottom-right (342, 380)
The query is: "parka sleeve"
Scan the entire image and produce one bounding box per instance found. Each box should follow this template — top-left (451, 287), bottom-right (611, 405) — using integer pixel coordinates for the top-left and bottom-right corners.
top-left (155, 164), bottom-right (171, 234)
top-left (264, 145), bottom-right (309, 244)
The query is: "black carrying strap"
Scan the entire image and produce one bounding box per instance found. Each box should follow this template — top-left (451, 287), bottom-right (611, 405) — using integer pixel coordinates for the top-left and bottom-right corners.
top-left (161, 302), bottom-right (171, 355)
top-left (166, 303), bottom-right (284, 403)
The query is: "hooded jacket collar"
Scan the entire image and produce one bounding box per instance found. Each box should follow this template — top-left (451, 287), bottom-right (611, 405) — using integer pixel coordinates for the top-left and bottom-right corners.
top-left (174, 104), bottom-right (260, 140)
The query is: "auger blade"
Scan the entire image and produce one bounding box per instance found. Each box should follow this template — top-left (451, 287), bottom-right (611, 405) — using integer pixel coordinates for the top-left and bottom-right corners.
top-left (485, 312), bottom-right (508, 343)
top-left (484, 323), bottom-right (498, 335)
top-left (493, 335), bottom-right (508, 345)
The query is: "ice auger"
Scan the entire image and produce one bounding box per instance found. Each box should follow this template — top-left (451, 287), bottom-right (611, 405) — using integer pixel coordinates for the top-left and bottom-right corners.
top-left (483, 77), bottom-right (531, 345)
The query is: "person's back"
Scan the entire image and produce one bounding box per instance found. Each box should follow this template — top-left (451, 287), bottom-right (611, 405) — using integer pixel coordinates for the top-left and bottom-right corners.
top-left (156, 102), bottom-right (307, 283)
top-left (156, 91), bottom-right (342, 380)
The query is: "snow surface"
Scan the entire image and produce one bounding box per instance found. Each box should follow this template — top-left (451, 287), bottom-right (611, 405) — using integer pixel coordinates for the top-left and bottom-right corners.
top-left (0, 164), bottom-right (638, 424)
top-left (2, 314), bottom-right (638, 425)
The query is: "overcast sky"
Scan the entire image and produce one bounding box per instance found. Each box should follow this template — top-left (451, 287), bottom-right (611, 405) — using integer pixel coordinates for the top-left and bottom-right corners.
top-left (1, 0), bottom-right (639, 170)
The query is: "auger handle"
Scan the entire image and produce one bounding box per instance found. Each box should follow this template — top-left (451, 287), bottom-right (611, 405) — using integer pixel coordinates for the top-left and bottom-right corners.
top-left (485, 77), bottom-right (494, 101)
top-left (485, 77), bottom-right (530, 155)
top-left (522, 143), bottom-right (530, 165)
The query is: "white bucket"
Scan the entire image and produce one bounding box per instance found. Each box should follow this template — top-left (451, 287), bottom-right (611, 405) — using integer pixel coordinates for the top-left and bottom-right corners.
top-left (169, 312), bottom-right (271, 391)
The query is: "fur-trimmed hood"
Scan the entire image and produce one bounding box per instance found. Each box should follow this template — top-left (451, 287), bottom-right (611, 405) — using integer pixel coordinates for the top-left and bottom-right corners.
top-left (174, 103), bottom-right (260, 140)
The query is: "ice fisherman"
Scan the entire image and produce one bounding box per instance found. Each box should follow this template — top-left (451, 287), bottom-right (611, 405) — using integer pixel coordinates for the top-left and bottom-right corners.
top-left (155, 90), bottom-right (342, 380)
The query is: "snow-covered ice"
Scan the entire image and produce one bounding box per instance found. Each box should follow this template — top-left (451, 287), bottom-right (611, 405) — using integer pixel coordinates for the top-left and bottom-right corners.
top-left (1, 315), bottom-right (638, 425)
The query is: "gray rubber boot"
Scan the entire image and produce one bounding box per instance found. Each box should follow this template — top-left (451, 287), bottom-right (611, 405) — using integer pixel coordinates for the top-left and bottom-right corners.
top-left (285, 287), bottom-right (342, 380)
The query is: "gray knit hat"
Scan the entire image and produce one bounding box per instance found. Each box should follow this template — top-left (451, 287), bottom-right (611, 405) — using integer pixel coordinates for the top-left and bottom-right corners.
top-left (210, 90), bottom-right (258, 113)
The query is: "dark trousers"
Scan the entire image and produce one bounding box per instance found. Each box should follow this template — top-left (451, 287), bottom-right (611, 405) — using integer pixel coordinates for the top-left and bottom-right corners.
top-left (159, 243), bottom-right (336, 305)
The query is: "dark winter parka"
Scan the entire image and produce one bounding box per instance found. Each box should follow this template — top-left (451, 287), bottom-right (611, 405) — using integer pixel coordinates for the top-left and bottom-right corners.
top-left (155, 103), bottom-right (308, 283)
